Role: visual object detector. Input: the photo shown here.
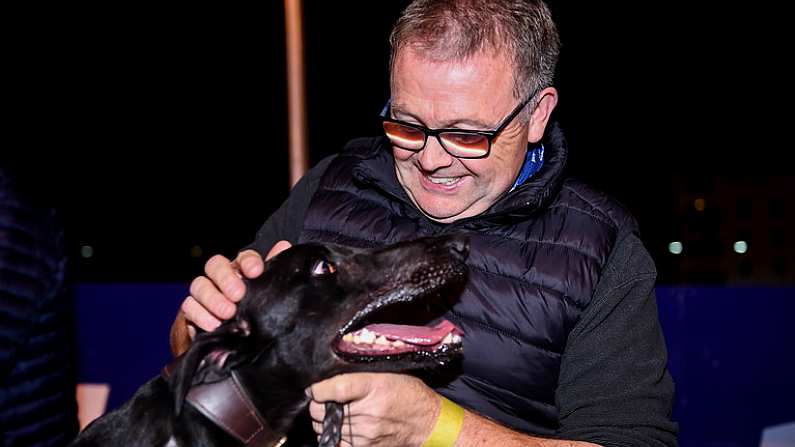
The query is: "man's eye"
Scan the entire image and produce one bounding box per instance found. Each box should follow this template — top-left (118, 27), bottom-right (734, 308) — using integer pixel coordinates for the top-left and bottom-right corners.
top-left (311, 259), bottom-right (337, 276)
top-left (445, 133), bottom-right (484, 144)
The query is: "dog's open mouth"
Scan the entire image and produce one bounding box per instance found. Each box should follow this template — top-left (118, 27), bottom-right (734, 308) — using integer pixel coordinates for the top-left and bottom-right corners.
top-left (329, 238), bottom-right (469, 363)
top-left (332, 266), bottom-right (466, 362)
top-left (335, 320), bottom-right (463, 358)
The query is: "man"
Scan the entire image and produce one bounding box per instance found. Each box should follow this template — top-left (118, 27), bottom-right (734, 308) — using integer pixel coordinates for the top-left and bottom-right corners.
top-left (172, 1), bottom-right (678, 445)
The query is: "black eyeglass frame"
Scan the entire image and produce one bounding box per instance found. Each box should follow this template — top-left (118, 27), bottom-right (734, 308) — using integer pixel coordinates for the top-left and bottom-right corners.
top-left (380, 87), bottom-right (541, 159)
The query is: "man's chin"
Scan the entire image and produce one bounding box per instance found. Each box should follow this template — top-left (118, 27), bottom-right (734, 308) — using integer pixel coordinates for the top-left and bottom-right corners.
top-left (398, 173), bottom-right (479, 222)
top-left (414, 199), bottom-right (474, 224)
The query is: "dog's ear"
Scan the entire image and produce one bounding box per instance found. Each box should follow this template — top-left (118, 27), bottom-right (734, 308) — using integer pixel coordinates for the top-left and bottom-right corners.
top-left (170, 318), bottom-right (261, 416)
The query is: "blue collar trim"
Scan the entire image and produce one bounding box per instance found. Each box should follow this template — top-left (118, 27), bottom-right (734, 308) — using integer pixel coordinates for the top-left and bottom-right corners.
top-left (511, 144), bottom-right (545, 191)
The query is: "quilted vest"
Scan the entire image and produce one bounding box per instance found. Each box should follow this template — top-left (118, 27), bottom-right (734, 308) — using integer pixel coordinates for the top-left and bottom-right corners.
top-left (299, 124), bottom-right (636, 435)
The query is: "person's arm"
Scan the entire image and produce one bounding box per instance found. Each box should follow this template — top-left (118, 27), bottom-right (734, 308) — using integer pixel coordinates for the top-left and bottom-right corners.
top-left (555, 231), bottom-right (678, 447)
top-left (456, 410), bottom-right (599, 447)
top-left (170, 156), bottom-right (335, 355)
top-left (307, 373), bottom-right (600, 447)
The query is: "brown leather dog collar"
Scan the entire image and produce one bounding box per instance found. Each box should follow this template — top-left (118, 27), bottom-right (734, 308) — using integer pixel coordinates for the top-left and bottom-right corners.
top-left (162, 361), bottom-right (287, 447)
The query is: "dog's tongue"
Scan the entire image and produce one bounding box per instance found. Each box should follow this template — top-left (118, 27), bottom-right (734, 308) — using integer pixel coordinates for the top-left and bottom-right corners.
top-left (363, 320), bottom-right (461, 346)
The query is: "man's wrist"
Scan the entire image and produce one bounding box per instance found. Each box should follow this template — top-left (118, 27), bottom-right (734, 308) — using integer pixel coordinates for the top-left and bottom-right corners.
top-left (420, 396), bottom-right (465, 447)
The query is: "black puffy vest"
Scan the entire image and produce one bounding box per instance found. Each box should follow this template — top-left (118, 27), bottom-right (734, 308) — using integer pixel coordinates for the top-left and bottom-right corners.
top-left (299, 124), bottom-right (636, 435)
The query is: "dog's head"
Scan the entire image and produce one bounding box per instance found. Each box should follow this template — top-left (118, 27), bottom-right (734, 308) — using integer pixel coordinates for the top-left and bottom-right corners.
top-left (171, 235), bottom-right (469, 418)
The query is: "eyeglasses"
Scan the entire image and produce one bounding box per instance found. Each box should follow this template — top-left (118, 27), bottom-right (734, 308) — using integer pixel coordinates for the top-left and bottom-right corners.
top-left (380, 88), bottom-right (538, 159)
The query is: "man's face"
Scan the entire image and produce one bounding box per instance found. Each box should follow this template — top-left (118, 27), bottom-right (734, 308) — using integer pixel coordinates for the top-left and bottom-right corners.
top-left (390, 48), bottom-right (531, 223)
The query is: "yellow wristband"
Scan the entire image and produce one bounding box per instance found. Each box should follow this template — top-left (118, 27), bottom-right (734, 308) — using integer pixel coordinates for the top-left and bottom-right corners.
top-left (422, 396), bottom-right (465, 447)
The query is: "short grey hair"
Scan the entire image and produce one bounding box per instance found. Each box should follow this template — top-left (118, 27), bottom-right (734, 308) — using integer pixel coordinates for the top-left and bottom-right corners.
top-left (389, 0), bottom-right (560, 102)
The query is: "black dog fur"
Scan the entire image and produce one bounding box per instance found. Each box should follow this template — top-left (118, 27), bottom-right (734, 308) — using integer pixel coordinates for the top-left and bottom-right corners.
top-left (70, 235), bottom-right (469, 446)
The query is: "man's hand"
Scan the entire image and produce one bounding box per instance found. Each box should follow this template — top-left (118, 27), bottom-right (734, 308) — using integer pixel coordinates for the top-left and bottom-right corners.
top-left (170, 241), bottom-right (291, 355)
top-left (308, 373), bottom-right (440, 447)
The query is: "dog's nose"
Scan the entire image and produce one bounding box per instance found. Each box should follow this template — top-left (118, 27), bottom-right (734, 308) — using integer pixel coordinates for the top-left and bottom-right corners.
top-left (444, 236), bottom-right (470, 260)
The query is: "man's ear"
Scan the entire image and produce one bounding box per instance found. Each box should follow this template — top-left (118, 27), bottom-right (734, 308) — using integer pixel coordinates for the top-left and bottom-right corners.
top-left (527, 86), bottom-right (559, 144)
top-left (169, 318), bottom-right (258, 416)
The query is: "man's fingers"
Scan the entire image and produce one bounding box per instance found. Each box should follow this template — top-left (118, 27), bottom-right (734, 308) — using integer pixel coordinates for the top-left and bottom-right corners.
top-left (204, 254), bottom-right (246, 301)
top-left (236, 249), bottom-right (265, 278)
top-left (187, 324), bottom-right (196, 340)
top-left (309, 374), bottom-right (372, 403)
top-left (189, 276), bottom-right (236, 319)
top-left (181, 296), bottom-right (222, 332)
top-left (181, 245), bottom-right (288, 335)
top-left (308, 400), bottom-right (325, 422)
top-left (266, 240), bottom-right (292, 261)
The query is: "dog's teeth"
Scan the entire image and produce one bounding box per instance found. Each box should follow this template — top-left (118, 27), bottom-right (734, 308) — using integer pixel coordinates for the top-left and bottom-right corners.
top-left (359, 330), bottom-right (376, 344)
top-left (452, 334), bottom-right (462, 343)
top-left (392, 340), bottom-right (405, 347)
top-left (442, 333), bottom-right (454, 344)
top-left (375, 335), bottom-right (389, 345)
top-left (343, 333), bottom-right (353, 343)
top-left (353, 335), bottom-right (362, 344)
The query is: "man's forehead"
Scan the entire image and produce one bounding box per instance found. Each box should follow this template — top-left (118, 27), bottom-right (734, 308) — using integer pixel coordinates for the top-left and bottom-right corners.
top-left (389, 81), bottom-right (512, 129)
top-left (390, 48), bottom-right (516, 126)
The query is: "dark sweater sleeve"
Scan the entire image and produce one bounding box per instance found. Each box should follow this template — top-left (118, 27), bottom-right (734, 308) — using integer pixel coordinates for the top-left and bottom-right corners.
top-left (555, 232), bottom-right (678, 447)
top-left (244, 155), bottom-right (336, 256)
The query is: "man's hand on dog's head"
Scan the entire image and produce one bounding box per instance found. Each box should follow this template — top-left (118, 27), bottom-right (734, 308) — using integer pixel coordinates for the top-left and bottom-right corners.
top-left (171, 241), bottom-right (292, 355)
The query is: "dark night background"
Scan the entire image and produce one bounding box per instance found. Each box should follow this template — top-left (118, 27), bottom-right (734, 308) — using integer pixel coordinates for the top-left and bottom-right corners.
top-left (3, 3), bottom-right (794, 446)
top-left (3, 2), bottom-right (792, 284)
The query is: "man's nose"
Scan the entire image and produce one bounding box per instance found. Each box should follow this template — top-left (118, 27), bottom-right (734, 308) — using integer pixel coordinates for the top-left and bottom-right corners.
top-left (418, 136), bottom-right (454, 172)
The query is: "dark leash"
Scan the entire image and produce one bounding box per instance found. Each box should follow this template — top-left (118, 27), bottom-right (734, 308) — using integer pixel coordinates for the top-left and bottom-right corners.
top-left (318, 402), bottom-right (344, 447)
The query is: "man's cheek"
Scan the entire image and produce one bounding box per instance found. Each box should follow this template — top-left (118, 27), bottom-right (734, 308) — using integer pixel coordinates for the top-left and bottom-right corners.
top-left (393, 148), bottom-right (416, 161)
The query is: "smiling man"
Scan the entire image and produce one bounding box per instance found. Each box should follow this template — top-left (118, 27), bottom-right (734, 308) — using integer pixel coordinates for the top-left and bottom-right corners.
top-left (387, 46), bottom-right (551, 223)
top-left (172, 1), bottom-right (678, 446)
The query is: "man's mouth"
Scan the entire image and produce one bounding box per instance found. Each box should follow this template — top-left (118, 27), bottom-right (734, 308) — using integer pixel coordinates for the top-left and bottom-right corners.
top-left (419, 172), bottom-right (465, 190)
top-left (425, 175), bottom-right (464, 186)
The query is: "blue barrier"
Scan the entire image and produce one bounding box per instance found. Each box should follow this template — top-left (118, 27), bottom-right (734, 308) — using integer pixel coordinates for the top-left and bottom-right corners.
top-left (656, 287), bottom-right (795, 447)
top-left (75, 284), bottom-right (795, 446)
top-left (75, 283), bottom-right (187, 410)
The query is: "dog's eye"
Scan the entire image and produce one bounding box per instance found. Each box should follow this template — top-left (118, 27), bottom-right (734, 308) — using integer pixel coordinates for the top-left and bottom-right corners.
top-left (311, 259), bottom-right (336, 276)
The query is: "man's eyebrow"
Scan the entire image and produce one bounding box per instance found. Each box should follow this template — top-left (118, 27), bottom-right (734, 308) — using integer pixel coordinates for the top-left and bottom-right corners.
top-left (390, 103), bottom-right (494, 129)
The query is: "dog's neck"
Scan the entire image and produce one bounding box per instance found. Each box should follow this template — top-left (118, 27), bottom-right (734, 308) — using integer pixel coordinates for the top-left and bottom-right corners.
top-left (163, 359), bottom-right (308, 446)
top-left (234, 366), bottom-right (312, 434)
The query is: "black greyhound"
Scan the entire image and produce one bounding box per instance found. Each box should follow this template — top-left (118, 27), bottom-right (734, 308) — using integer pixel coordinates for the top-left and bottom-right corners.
top-left (71, 235), bottom-right (469, 446)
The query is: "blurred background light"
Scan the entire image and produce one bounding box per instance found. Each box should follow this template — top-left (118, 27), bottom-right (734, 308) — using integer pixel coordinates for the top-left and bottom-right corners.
top-left (734, 240), bottom-right (748, 254)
